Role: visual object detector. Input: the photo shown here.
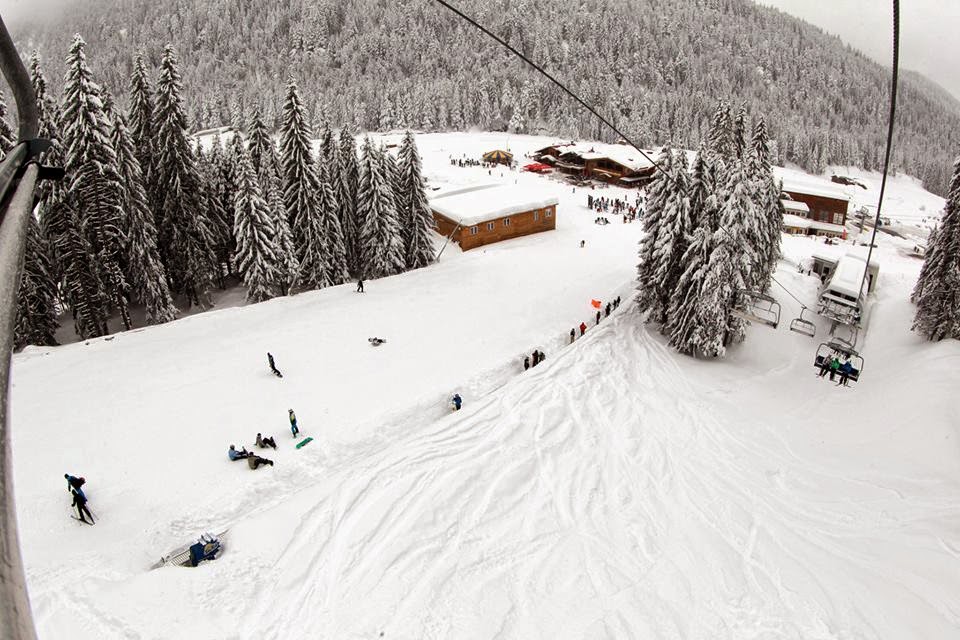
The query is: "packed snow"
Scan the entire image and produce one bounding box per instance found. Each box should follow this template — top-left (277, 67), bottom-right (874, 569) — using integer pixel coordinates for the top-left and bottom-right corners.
top-left (10, 132), bottom-right (960, 639)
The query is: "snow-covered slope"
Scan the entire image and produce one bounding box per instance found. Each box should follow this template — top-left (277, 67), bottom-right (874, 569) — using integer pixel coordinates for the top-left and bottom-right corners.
top-left (9, 133), bottom-right (960, 639)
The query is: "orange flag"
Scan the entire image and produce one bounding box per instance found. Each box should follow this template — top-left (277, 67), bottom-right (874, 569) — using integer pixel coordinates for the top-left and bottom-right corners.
top-left (591, 299), bottom-right (602, 309)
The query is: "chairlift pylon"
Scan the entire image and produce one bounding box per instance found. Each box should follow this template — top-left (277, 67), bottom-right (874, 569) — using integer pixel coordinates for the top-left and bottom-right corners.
top-left (731, 289), bottom-right (781, 329)
top-left (814, 341), bottom-right (864, 383)
top-left (789, 307), bottom-right (817, 338)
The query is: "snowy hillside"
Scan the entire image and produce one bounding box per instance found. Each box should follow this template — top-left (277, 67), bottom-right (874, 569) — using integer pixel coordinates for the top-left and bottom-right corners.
top-left (10, 133), bottom-right (960, 639)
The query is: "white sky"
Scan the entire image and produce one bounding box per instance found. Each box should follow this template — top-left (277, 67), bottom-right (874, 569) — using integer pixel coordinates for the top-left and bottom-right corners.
top-left (755, 0), bottom-right (960, 99)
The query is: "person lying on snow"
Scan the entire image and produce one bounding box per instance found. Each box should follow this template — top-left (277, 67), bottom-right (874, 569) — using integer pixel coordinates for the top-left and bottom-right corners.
top-left (256, 433), bottom-right (277, 449)
top-left (247, 454), bottom-right (274, 469)
top-left (228, 445), bottom-right (252, 461)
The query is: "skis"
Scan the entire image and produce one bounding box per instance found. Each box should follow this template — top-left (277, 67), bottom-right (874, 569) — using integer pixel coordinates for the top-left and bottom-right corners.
top-left (71, 515), bottom-right (94, 525)
top-left (295, 436), bottom-right (314, 449)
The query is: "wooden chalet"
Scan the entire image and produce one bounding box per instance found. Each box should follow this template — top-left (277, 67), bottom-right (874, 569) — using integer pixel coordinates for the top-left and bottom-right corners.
top-left (533, 141), bottom-right (657, 187)
top-left (777, 173), bottom-right (851, 238)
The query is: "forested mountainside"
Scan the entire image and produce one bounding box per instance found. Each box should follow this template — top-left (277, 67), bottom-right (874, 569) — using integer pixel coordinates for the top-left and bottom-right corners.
top-left (8, 0), bottom-right (960, 195)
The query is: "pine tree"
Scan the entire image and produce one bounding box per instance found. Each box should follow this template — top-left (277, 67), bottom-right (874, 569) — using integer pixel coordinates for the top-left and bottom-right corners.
top-left (129, 52), bottom-right (159, 224)
top-left (912, 156), bottom-right (960, 341)
top-left (707, 100), bottom-right (733, 159)
top-left (0, 89), bottom-right (15, 153)
top-left (154, 44), bottom-right (217, 306)
top-left (234, 148), bottom-right (281, 303)
top-left (356, 139), bottom-right (405, 278)
top-left (279, 77), bottom-right (329, 289)
top-left (636, 145), bottom-right (674, 318)
top-left (247, 106), bottom-right (274, 176)
top-left (15, 214), bottom-right (60, 349)
top-left (317, 159), bottom-right (349, 284)
top-left (112, 111), bottom-right (178, 324)
top-left (397, 131), bottom-right (436, 269)
top-left (59, 35), bottom-right (130, 336)
top-left (732, 102), bottom-right (747, 160)
top-left (749, 116), bottom-right (783, 290)
top-left (264, 169), bottom-right (299, 294)
top-left (337, 128), bottom-right (361, 275)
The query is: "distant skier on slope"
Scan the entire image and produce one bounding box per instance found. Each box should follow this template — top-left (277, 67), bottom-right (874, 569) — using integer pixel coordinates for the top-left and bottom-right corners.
top-left (452, 394), bottom-right (462, 411)
top-left (267, 352), bottom-right (283, 378)
top-left (65, 473), bottom-right (85, 496)
top-left (595, 310), bottom-right (601, 325)
top-left (357, 279), bottom-right (364, 293)
top-left (289, 409), bottom-right (300, 438)
top-left (580, 322), bottom-right (587, 336)
top-left (71, 487), bottom-right (93, 524)
top-left (524, 356), bottom-right (530, 370)
top-left (570, 328), bottom-right (575, 343)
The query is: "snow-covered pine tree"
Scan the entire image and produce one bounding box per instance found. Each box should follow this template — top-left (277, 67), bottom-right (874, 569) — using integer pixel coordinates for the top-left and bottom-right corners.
top-left (732, 102), bottom-right (747, 160)
top-left (337, 128), bottom-right (361, 275)
top-left (154, 43), bottom-right (217, 307)
top-left (912, 156), bottom-right (960, 341)
top-left (317, 158), bottom-right (349, 284)
top-left (247, 106), bottom-right (274, 176)
top-left (397, 130), bottom-right (436, 269)
top-left (205, 136), bottom-right (239, 285)
top-left (263, 168), bottom-right (299, 295)
top-left (279, 77), bottom-right (329, 290)
top-left (641, 150), bottom-right (691, 328)
top-left (707, 100), bottom-right (733, 159)
top-left (59, 35), bottom-right (130, 336)
top-left (128, 52), bottom-right (160, 223)
top-left (636, 145), bottom-right (675, 318)
top-left (15, 214), bottom-right (60, 349)
top-left (356, 139), bottom-right (405, 278)
top-left (0, 89), bottom-right (15, 153)
top-left (749, 115), bottom-right (783, 289)
top-left (112, 111), bottom-right (178, 324)
top-left (234, 147), bottom-right (281, 303)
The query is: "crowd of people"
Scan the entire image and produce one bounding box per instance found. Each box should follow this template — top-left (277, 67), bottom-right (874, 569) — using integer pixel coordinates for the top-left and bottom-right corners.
top-left (587, 193), bottom-right (643, 222)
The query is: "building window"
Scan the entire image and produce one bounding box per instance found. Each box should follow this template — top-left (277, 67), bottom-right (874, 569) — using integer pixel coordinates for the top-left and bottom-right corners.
top-left (534, 210), bottom-right (539, 221)
top-left (503, 217), bottom-right (511, 226)
top-left (469, 226), bottom-right (478, 235)
top-left (545, 208), bottom-right (553, 218)
top-left (487, 221), bottom-right (495, 231)
top-left (833, 212), bottom-right (844, 225)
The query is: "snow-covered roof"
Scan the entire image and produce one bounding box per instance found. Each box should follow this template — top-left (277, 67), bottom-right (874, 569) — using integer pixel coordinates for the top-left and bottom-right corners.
top-left (807, 220), bottom-right (846, 234)
top-left (824, 254), bottom-right (868, 298)
top-left (541, 141), bottom-right (658, 173)
top-left (781, 199), bottom-right (810, 214)
top-left (430, 183), bottom-right (559, 226)
top-left (783, 214), bottom-right (812, 229)
top-left (775, 168), bottom-right (851, 202)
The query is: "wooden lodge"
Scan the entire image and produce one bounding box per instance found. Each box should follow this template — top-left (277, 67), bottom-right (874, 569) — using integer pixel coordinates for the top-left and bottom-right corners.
top-left (778, 173), bottom-right (851, 238)
top-left (533, 141), bottom-right (657, 187)
top-left (430, 184), bottom-right (558, 251)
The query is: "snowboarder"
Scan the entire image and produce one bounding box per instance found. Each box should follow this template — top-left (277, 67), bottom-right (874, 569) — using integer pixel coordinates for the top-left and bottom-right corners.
top-left (570, 328), bottom-right (575, 343)
top-left (247, 454), bottom-right (274, 469)
top-left (605, 302), bottom-right (611, 317)
top-left (579, 322), bottom-right (587, 336)
top-left (580, 240), bottom-right (585, 248)
top-left (229, 445), bottom-right (252, 461)
top-left (524, 356), bottom-right (530, 370)
top-left (595, 310), bottom-right (601, 325)
top-left (288, 409), bottom-right (299, 438)
top-left (357, 279), bottom-right (364, 293)
top-left (71, 488), bottom-right (93, 524)
top-left (256, 433), bottom-right (277, 449)
top-left (452, 394), bottom-right (462, 411)
top-left (267, 352), bottom-right (282, 378)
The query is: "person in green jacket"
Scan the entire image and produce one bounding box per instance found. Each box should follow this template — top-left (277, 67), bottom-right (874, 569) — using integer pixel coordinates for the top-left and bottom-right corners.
top-left (828, 356), bottom-right (841, 382)
top-left (288, 409), bottom-right (299, 438)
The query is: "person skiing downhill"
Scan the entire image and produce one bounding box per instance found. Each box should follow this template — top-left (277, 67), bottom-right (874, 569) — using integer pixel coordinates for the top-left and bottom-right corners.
top-left (452, 394), bottom-right (462, 411)
top-left (288, 409), bottom-right (299, 438)
top-left (72, 489), bottom-right (93, 524)
top-left (267, 352), bottom-right (283, 378)
top-left (65, 473), bottom-right (85, 496)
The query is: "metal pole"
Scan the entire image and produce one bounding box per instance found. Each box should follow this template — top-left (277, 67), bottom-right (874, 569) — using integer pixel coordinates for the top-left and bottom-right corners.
top-left (0, 165), bottom-right (40, 640)
top-left (857, 0), bottom-right (899, 301)
top-left (434, 220), bottom-right (462, 262)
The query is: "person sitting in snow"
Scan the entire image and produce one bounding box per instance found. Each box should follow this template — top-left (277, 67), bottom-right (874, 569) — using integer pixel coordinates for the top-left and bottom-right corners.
top-left (452, 394), bottom-right (462, 411)
top-left (256, 433), bottom-right (277, 449)
top-left (228, 445), bottom-right (252, 461)
top-left (247, 454), bottom-right (274, 469)
top-left (267, 352), bottom-right (282, 378)
top-left (289, 409), bottom-right (299, 438)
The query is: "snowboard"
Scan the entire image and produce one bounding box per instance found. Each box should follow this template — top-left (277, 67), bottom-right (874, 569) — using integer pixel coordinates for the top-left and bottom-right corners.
top-left (295, 436), bottom-right (314, 449)
top-left (71, 515), bottom-right (94, 525)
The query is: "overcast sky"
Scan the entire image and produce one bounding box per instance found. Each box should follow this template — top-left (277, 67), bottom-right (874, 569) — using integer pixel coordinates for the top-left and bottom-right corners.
top-left (755, 0), bottom-right (960, 99)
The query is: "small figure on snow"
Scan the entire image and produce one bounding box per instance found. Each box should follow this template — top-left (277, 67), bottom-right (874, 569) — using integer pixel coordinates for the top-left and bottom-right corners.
top-left (247, 454), bottom-right (274, 469)
top-left (595, 310), bottom-right (601, 325)
top-left (452, 394), bottom-right (462, 411)
top-left (65, 473), bottom-right (85, 495)
top-left (605, 302), bottom-right (611, 317)
top-left (357, 279), bottom-right (365, 293)
top-left (523, 356), bottom-right (530, 371)
top-left (228, 444), bottom-right (252, 461)
top-left (615, 296), bottom-right (621, 308)
top-left (369, 337), bottom-right (386, 346)
top-left (71, 488), bottom-right (94, 524)
top-left (289, 409), bottom-right (300, 438)
top-left (267, 352), bottom-right (283, 378)
top-left (580, 240), bottom-right (585, 248)
top-left (579, 322), bottom-right (587, 336)
top-left (531, 350), bottom-right (540, 366)
top-left (256, 433), bottom-right (278, 449)
top-left (570, 328), bottom-right (575, 344)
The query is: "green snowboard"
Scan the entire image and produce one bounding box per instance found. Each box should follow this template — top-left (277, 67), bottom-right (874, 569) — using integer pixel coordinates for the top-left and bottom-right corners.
top-left (295, 436), bottom-right (314, 449)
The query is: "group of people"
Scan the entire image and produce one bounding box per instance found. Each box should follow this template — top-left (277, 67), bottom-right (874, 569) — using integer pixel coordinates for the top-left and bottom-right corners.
top-left (817, 354), bottom-right (856, 387)
top-left (449, 155), bottom-right (502, 170)
top-left (228, 444), bottom-right (274, 469)
top-left (587, 194), bottom-right (643, 221)
top-left (523, 349), bottom-right (547, 370)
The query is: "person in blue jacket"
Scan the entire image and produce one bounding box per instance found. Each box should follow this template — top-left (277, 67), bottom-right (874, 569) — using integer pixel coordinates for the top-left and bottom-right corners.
top-left (289, 409), bottom-right (299, 438)
top-left (837, 359), bottom-right (855, 387)
top-left (452, 394), bottom-right (462, 411)
top-left (64, 474), bottom-right (85, 498)
top-left (228, 445), bottom-right (251, 461)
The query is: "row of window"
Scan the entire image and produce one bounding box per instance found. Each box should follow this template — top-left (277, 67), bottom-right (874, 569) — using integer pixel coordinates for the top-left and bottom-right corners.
top-left (468, 209), bottom-right (552, 235)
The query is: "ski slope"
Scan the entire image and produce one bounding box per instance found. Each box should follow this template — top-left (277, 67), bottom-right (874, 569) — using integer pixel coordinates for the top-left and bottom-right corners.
top-left (9, 132), bottom-right (960, 639)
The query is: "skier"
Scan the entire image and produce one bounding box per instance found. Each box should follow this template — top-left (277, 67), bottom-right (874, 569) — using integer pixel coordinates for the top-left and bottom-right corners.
top-left (531, 350), bottom-right (540, 366)
top-left (580, 240), bottom-right (585, 248)
top-left (256, 433), bottom-right (277, 449)
top-left (579, 322), bottom-right (587, 336)
top-left (228, 445), bottom-right (252, 461)
top-left (452, 394), bottom-right (462, 411)
top-left (65, 473), bottom-right (85, 495)
top-left (71, 487), bottom-right (93, 524)
top-left (615, 296), bottom-right (621, 308)
top-left (357, 279), bottom-right (364, 293)
top-left (247, 454), bottom-right (274, 469)
top-left (605, 302), bottom-right (611, 317)
top-left (595, 310), bottom-right (601, 325)
top-left (288, 409), bottom-right (300, 438)
top-left (267, 352), bottom-right (282, 378)
top-left (523, 356), bottom-right (530, 371)
top-left (570, 328), bottom-right (575, 344)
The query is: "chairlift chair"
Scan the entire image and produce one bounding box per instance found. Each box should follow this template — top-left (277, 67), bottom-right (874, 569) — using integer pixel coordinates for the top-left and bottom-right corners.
top-left (788, 308), bottom-right (817, 338)
top-left (731, 290), bottom-right (781, 329)
top-left (813, 341), bottom-right (864, 382)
